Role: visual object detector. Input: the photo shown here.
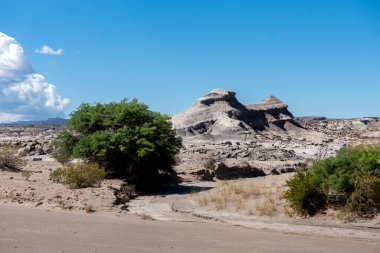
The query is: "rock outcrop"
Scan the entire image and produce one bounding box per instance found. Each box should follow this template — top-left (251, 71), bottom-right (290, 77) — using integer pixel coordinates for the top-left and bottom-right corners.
top-left (0, 125), bottom-right (59, 157)
top-left (296, 116), bottom-right (380, 139)
top-left (172, 89), bottom-right (303, 139)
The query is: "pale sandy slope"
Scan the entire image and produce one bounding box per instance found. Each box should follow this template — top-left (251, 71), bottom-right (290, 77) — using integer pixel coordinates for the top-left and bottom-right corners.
top-left (0, 205), bottom-right (379, 253)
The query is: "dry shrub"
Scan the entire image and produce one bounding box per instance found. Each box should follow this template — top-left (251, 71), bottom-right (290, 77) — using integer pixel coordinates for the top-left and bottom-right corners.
top-left (203, 157), bottom-right (217, 170)
top-left (85, 204), bottom-right (96, 213)
top-left (346, 171), bottom-right (380, 218)
top-left (21, 170), bottom-right (33, 180)
top-left (0, 144), bottom-right (26, 171)
top-left (50, 163), bottom-right (106, 189)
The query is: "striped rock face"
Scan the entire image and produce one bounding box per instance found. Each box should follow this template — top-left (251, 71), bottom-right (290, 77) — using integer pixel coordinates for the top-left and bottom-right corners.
top-left (171, 89), bottom-right (303, 139)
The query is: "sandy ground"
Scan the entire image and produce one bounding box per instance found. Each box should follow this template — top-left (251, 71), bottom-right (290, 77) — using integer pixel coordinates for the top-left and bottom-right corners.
top-left (127, 176), bottom-right (380, 242)
top-left (1, 205), bottom-right (379, 253)
top-left (0, 155), bottom-right (123, 212)
top-left (1, 156), bottom-right (380, 247)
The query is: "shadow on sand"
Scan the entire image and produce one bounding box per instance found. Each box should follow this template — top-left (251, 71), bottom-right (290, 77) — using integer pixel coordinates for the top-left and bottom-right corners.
top-left (146, 184), bottom-right (214, 196)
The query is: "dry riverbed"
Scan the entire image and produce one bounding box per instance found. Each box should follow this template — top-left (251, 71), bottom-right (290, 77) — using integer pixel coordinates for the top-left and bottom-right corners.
top-left (0, 156), bottom-right (379, 243)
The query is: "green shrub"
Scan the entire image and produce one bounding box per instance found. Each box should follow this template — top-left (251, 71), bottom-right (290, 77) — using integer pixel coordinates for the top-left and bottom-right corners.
top-left (51, 130), bottom-right (78, 164)
top-left (0, 144), bottom-right (26, 171)
top-left (313, 145), bottom-right (380, 205)
top-left (52, 99), bottom-right (182, 190)
top-left (346, 170), bottom-right (380, 218)
top-left (284, 171), bottom-right (327, 216)
top-left (50, 163), bottom-right (106, 189)
top-left (285, 145), bottom-right (380, 218)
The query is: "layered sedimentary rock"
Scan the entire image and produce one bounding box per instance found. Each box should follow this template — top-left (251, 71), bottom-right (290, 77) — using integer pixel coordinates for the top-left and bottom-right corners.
top-left (171, 89), bottom-right (303, 138)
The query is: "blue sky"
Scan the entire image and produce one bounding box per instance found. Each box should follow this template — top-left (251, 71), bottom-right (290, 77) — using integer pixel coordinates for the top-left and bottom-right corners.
top-left (1, 0), bottom-right (379, 121)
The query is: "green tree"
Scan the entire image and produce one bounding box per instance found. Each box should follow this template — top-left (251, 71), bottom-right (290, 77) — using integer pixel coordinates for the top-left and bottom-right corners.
top-left (52, 99), bottom-right (182, 189)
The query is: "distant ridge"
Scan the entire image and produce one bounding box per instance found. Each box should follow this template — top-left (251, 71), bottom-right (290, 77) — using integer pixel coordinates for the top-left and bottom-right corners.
top-left (0, 117), bottom-right (68, 126)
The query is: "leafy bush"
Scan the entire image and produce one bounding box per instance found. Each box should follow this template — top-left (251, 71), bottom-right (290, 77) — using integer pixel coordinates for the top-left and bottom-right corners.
top-left (284, 171), bottom-right (326, 216)
top-left (285, 145), bottom-right (380, 218)
top-left (346, 170), bottom-right (380, 218)
top-left (313, 145), bottom-right (380, 205)
top-left (0, 144), bottom-right (26, 171)
top-left (52, 99), bottom-right (182, 190)
top-left (51, 130), bottom-right (78, 164)
top-left (50, 163), bottom-right (106, 189)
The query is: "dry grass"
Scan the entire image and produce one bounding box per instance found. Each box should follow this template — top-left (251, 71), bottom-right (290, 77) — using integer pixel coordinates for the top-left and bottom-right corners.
top-left (21, 170), bottom-right (33, 180)
top-left (210, 196), bottom-right (227, 210)
top-left (195, 175), bottom-right (290, 217)
top-left (255, 195), bottom-right (276, 216)
top-left (198, 196), bottom-right (209, 207)
top-left (235, 198), bottom-right (245, 212)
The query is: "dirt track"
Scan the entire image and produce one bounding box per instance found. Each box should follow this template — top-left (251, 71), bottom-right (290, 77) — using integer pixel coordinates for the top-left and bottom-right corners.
top-left (0, 205), bottom-right (379, 253)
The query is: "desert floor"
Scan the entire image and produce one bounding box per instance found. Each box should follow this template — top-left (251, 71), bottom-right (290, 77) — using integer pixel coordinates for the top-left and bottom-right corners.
top-left (1, 205), bottom-right (379, 253)
top-left (1, 156), bottom-right (380, 253)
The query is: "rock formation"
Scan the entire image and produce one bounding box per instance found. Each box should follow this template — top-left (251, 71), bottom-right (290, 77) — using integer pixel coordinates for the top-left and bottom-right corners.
top-left (296, 116), bottom-right (380, 139)
top-left (172, 89), bottom-right (303, 139)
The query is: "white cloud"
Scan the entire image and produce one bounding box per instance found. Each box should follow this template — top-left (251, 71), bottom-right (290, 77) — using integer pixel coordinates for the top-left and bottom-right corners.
top-left (35, 45), bottom-right (63, 55)
top-left (0, 112), bottom-right (25, 122)
top-left (0, 32), bottom-right (70, 122)
top-left (3, 74), bottom-right (70, 110)
top-left (0, 32), bottom-right (33, 81)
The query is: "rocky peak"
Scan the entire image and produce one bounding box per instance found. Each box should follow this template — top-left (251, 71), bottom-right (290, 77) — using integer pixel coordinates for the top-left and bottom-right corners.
top-left (247, 95), bottom-right (288, 111)
top-left (196, 89), bottom-right (245, 110)
top-left (197, 89), bottom-right (236, 104)
top-left (172, 89), bottom-right (302, 138)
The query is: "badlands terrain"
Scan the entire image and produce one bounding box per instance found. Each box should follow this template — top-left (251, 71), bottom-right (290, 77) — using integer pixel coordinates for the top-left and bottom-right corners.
top-left (1, 89), bottom-right (380, 252)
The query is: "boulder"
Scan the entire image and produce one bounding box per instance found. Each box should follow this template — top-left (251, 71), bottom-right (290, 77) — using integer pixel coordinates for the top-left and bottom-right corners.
top-left (214, 160), bottom-right (266, 180)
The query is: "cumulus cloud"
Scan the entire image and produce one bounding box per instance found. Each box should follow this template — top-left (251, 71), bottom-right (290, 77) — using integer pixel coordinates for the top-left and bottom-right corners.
top-left (0, 33), bottom-right (33, 82)
top-left (0, 32), bottom-right (70, 122)
top-left (35, 45), bottom-right (63, 55)
top-left (0, 112), bottom-right (24, 122)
